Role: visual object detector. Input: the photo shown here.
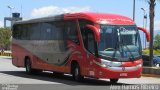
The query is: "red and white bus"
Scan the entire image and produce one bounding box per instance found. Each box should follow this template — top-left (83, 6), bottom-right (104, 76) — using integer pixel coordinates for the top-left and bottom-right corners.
top-left (12, 12), bottom-right (150, 83)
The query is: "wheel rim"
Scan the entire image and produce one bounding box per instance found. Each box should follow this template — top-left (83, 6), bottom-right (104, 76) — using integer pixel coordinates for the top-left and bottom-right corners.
top-left (26, 60), bottom-right (30, 72)
top-left (74, 67), bottom-right (79, 80)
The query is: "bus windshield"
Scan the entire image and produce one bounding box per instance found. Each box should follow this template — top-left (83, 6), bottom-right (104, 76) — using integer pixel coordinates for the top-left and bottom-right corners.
top-left (98, 25), bottom-right (142, 61)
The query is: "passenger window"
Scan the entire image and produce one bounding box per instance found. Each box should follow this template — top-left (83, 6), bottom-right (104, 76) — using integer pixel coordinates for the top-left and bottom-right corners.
top-left (13, 25), bottom-right (21, 39)
top-left (30, 23), bottom-right (41, 40)
top-left (13, 24), bottom-right (29, 40)
top-left (65, 21), bottom-right (79, 44)
top-left (41, 22), bottom-right (53, 40)
top-left (40, 21), bottom-right (65, 40)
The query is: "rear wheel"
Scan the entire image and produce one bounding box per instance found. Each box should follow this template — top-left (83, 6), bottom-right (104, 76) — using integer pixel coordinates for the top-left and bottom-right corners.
top-left (110, 79), bottom-right (119, 84)
top-left (25, 59), bottom-right (42, 74)
top-left (25, 58), bottom-right (33, 74)
top-left (72, 64), bottom-right (84, 81)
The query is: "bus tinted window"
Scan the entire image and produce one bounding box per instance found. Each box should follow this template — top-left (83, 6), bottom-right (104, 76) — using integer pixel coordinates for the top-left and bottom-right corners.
top-left (29, 23), bottom-right (41, 40)
top-left (78, 19), bottom-right (93, 28)
top-left (21, 25), bottom-right (27, 40)
top-left (65, 21), bottom-right (79, 44)
top-left (41, 22), bottom-right (52, 40)
top-left (13, 21), bottom-right (77, 41)
top-left (41, 21), bottom-right (64, 40)
top-left (13, 25), bottom-right (21, 39)
top-left (53, 21), bottom-right (65, 40)
top-left (13, 24), bottom-right (30, 40)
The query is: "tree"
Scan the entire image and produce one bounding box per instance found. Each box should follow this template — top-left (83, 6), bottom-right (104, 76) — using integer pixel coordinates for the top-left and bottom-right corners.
top-left (139, 0), bottom-right (159, 66)
top-left (148, 0), bottom-right (160, 66)
top-left (153, 34), bottom-right (160, 50)
top-left (0, 28), bottom-right (12, 50)
top-left (140, 0), bottom-right (159, 66)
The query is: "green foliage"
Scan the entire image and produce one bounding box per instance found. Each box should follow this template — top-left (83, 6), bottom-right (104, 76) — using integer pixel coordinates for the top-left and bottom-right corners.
top-left (0, 28), bottom-right (12, 50)
top-left (143, 49), bottom-right (160, 55)
top-left (143, 34), bottom-right (160, 55)
top-left (153, 34), bottom-right (160, 50)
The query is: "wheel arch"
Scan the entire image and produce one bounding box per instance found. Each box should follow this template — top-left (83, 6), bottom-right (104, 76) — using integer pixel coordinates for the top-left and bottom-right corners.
top-left (24, 56), bottom-right (31, 67)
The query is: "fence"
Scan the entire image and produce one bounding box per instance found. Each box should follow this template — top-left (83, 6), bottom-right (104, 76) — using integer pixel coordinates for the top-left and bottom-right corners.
top-left (0, 52), bottom-right (11, 56)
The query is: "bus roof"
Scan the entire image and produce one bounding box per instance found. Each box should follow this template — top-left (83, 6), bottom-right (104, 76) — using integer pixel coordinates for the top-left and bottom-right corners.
top-left (14, 12), bottom-right (135, 25)
top-left (64, 12), bottom-right (135, 25)
top-left (13, 14), bottom-right (64, 25)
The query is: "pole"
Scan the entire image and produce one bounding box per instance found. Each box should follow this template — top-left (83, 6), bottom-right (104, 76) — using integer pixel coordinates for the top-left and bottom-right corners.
top-left (141, 8), bottom-right (146, 49)
top-left (7, 6), bottom-right (14, 17)
top-left (133, 0), bottom-right (135, 21)
top-left (149, 1), bottom-right (155, 67)
top-left (145, 14), bottom-right (147, 48)
top-left (143, 11), bottom-right (145, 49)
top-left (4, 18), bottom-right (6, 28)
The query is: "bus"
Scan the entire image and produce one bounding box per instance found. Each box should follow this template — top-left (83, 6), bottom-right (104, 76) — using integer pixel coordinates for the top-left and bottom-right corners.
top-left (12, 12), bottom-right (150, 83)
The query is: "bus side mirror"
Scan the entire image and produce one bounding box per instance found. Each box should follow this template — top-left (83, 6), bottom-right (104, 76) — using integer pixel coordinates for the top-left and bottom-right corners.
top-left (138, 27), bottom-right (150, 42)
top-left (86, 25), bottom-right (100, 42)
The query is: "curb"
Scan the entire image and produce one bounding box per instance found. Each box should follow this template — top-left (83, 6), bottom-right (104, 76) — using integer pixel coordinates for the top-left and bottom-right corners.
top-left (142, 74), bottom-right (160, 77)
top-left (142, 67), bottom-right (160, 76)
top-left (0, 52), bottom-right (11, 56)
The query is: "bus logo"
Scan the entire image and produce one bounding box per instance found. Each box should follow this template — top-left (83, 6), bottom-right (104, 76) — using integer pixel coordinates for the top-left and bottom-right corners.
top-left (122, 67), bottom-right (125, 71)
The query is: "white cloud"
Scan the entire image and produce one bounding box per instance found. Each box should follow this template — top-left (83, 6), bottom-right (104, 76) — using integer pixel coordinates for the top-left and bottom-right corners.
top-left (31, 6), bottom-right (90, 18)
top-left (155, 20), bottom-right (160, 30)
top-left (0, 21), bottom-right (4, 28)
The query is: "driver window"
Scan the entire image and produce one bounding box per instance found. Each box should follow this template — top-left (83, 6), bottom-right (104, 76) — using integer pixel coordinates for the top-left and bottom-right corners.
top-left (98, 26), bottom-right (117, 51)
top-left (81, 28), bottom-right (95, 54)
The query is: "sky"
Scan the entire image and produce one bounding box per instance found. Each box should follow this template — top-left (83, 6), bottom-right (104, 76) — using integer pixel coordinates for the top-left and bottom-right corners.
top-left (0, 0), bottom-right (160, 30)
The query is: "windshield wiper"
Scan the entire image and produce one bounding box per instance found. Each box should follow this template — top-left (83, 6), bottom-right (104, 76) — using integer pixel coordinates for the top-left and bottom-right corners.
top-left (112, 30), bottom-right (121, 60)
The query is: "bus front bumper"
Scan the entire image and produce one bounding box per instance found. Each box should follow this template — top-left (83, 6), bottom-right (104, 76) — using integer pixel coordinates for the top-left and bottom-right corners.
top-left (95, 64), bottom-right (142, 79)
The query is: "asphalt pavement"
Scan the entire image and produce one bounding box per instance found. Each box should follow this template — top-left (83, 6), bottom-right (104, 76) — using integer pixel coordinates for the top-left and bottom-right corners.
top-left (0, 56), bottom-right (160, 90)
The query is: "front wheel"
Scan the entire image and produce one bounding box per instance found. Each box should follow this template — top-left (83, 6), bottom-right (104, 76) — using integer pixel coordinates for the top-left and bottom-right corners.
top-left (110, 79), bottom-right (119, 84)
top-left (72, 64), bottom-right (84, 81)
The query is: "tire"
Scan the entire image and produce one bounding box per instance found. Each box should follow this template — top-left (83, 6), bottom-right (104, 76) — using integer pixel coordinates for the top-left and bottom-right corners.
top-left (25, 58), bottom-right (33, 74)
top-left (110, 79), bottom-right (119, 84)
top-left (72, 64), bottom-right (84, 81)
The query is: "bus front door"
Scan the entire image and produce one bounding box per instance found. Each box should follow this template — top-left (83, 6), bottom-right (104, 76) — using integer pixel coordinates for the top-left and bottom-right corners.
top-left (81, 28), bottom-right (97, 77)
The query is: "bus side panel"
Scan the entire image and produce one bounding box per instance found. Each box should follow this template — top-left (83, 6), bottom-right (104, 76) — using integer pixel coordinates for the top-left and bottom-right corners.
top-left (12, 39), bottom-right (86, 74)
top-left (31, 41), bottom-right (85, 74)
top-left (12, 43), bottom-right (20, 67)
top-left (12, 39), bottom-right (72, 73)
top-left (12, 43), bottom-right (27, 67)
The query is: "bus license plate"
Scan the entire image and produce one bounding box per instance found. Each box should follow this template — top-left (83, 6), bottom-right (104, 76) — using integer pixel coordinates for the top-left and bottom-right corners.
top-left (120, 73), bottom-right (128, 76)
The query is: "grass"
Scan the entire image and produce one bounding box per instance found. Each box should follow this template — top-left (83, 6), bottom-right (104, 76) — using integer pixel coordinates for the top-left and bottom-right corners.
top-left (143, 49), bottom-right (160, 55)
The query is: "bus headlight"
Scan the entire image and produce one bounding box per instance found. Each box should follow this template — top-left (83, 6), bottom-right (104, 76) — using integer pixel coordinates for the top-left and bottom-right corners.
top-left (137, 63), bottom-right (142, 67)
top-left (101, 59), bottom-right (111, 67)
top-left (93, 59), bottom-right (108, 67)
top-left (93, 59), bottom-right (122, 67)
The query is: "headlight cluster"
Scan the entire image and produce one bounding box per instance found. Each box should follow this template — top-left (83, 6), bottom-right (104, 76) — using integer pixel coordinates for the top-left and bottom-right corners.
top-left (93, 59), bottom-right (122, 67)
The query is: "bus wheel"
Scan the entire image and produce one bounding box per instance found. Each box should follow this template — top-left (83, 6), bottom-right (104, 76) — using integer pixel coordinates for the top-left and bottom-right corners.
top-left (110, 79), bottom-right (119, 84)
top-left (73, 64), bottom-right (84, 81)
top-left (25, 59), bottom-right (33, 74)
